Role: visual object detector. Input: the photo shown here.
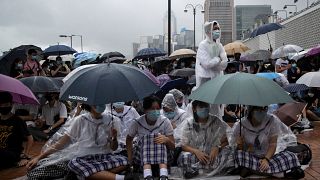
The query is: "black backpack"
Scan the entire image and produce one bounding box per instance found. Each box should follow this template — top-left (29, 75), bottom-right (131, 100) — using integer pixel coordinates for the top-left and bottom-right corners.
top-left (285, 143), bottom-right (312, 165)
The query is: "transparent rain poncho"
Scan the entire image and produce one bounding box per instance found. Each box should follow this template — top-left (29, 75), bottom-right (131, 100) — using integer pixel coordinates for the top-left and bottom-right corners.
top-left (38, 112), bottom-right (121, 168)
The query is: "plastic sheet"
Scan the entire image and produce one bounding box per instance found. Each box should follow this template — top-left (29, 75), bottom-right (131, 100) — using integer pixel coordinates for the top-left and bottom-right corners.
top-left (162, 94), bottom-right (177, 110)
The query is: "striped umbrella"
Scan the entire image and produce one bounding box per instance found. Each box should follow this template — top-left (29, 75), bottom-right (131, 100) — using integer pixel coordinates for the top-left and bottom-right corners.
top-left (283, 83), bottom-right (309, 93)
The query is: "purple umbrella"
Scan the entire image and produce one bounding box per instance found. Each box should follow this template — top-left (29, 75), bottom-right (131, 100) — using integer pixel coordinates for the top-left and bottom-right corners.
top-left (0, 74), bottom-right (39, 105)
top-left (157, 74), bottom-right (171, 87)
top-left (306, 45), bottom-right (320, 57)
top-left (143, 70), bottom-right (160, 86)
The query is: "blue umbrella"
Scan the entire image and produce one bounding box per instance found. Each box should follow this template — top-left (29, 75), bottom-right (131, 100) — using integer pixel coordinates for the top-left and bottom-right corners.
top-left (134, 48), bottom-right (166, 60)
top-left (43, 45), bottom-right (77, 56)
top-left (156, 78), bottom-right (187, 98)
top-left (73, 52), bottom-right (99, 68)
top-left (250, 23), bottom-right (284, 50)
top-left (256, 72), bottom-right (280, 80)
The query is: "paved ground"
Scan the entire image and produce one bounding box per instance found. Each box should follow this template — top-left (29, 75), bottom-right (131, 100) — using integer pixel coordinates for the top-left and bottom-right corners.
top-left (1, 122), bottom-right (319, 180)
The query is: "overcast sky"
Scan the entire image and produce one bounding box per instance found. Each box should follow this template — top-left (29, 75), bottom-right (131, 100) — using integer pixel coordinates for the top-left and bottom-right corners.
top-left (0, 0), bottom-right (315, 58)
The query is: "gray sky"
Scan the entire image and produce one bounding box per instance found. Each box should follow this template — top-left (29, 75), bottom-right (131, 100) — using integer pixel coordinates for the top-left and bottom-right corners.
top-left (0, 0), bottom-right (315, 58)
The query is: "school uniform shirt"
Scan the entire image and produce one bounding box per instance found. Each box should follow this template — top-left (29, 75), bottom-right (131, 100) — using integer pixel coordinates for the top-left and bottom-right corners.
top-left (41, 101), bottom-right (68, 126)
top-left (128, 115), bottom-right (174, 139)
top-left (275, 58), bottom-right (289, 76)
top-left (65, 113), bottom-right (121, 156)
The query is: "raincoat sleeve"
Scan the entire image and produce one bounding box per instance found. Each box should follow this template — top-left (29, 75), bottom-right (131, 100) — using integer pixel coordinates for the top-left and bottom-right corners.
top-left (59, 103), bottom-right (68, 119)
top-left (65, 115), bottom-right (82, 142)
top-left (163, 118), bottom-right (174, 136)
top-left (131, 107), bottom-right (141, 119)
top-left (127, 119), bottom-right (138, 138)
top-left (197, 42), bottom-right (222, 69)
top-left (217, 44), bottom-right (228, 71)
top-left (180, 118), bottom-right (192, 145)
top-left (112, 116), bottom-right (121, 140)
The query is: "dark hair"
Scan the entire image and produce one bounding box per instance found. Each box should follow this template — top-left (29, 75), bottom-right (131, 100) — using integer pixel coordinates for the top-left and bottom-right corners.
top-left (0, 91), bottom-right (13, 104)
top-left (81, 104), bottom-right (91, 112)
top-left (143, 95), bottom-right (161, 110)
top-left (192, 100), bottom-right (209, 109)
top-left (28, 49), bottom-right (37, 55)
top-left (56, 56), bottom-right (62, 61)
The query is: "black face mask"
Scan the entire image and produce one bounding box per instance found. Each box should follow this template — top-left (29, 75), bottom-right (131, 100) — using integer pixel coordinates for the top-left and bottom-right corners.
top-left (0, 106), bottom-right (12, 115)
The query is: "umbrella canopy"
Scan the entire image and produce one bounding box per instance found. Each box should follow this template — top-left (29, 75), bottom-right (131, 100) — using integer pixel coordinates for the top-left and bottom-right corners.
top-left (250, 23), bottom-right (284, 38)
top-left (271, 44), bottom-right (304, 59)
top-left (169, 49), bottom-right (196, 60)
top-left (256, 72), bottom-right (280, 80)
top-left (306, 45), bottom-right (320, 57)
top-left (283, 83), bottom-right (309, 93)
top-left (289, 50), bottom-right (308, 61)
top-left (189, 73), bottom-right (293, 106)
top-left (59, 64), bottom-right (160, 105)
top-left (153, 56), bottom-right (171, 65)
top-left (156, 78), bottom-right (187, 98)
top-left (224, 41), bottom-right (250, 56)
top-left (43, 45), bottom-right (77, 56)
top-left (296, 72), bottom-right (320, 87)
top-left (169, 68), bottom-right (195, 77)
top-left (0, 74), bottom-right (39, 105)
top-left (275, 102), bottom-right (307, 126)
top-left (73, 52), bottom-right (99, 68)
top-left (20, 76), bottom-right (63, 93)
top-left (240, 50), bottom-right (271, 62)
top-left (156, 74), bottom-right (171, 87)
top-left (0, 45), bottom-right (42, 76)
top-left (63, 64), bottom-right (97, 83)
top-left (142, 69), bottom-right (161, 86)
top-left (100, 52), bottom-right (125, 62)
top-left (134, 48), bottom-right (166, 60)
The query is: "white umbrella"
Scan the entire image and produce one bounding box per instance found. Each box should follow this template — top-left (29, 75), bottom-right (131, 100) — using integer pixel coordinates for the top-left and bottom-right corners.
top-left (169, 49), bottom-right (196, 60)
top-left (296, 72), bottom-right (320, 87)
top-left (271, 44), bottom-right (304, 59)
top-left (62, 64), bottom-right (97, 82)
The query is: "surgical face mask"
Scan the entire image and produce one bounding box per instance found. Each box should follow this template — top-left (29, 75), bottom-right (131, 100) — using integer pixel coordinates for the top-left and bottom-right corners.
top-left (196, 107), bottom-right (209, 119)
top-left (164, 111), bottom-right (176, 119)
top-left (173, 64), bottom-right (177, 68)
top-left (0, 106), bottom-right (12, 115)
top-left (16, 63), bottom-right (23, 69)
top-left (95, 104), bottom-right (106, 114)
top-left (212, 30), bottom-right (221, 40)
top-left (292, 63), bottom-right (297, 68)
top-left (308, 93), bottom-right (314, 97)
top-left (146, 110), bottom-right (160, 122)
top-left (113, 102), bottom-right (125, 109)
top-left (31, 55), bottom-right (38, 61)
top-left (191, 63), bottom-right (195, 68)
top-left (252, 110), bottom-right (267, 124)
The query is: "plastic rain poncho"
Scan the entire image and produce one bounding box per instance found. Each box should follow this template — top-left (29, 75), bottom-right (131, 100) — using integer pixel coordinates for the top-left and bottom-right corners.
top-left (169, 89), bottom-right (187, 110)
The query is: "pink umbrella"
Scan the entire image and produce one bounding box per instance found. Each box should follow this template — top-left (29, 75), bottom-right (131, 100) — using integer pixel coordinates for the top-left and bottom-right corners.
top-left (0, 74), bottom-right (39, 105)
top-left (143, 70), bottom-right (161, 86)
top-left (306, 45), bottom-right (320, 57)
top-left (157, 74), bottom-right (171, 87)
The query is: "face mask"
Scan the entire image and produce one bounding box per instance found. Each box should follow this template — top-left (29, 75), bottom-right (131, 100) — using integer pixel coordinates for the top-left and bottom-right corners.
top-left (308, 93), bottom-right (314, 97)
top-left (173, 64), bottom-right (177, 68)
top-left (31, 55), bottom-right (38, 61)
top-left (252, 110), bottom-right (267, 124)
top-left (113, 102), bottom-right (125, 109)
top-left (164, 111), bottom-right (176, 119)
top-left (191, 63), bottom-right (195, 68)
top-left (95, 104), bottom-right (106, 114)
top-left (133, 61), bottom-right (138, 65)
top-left (16, 63), bottom-right (23, 69)
top-left (212, 30), bottom-right (221, 40)
top-left (196, 107), bottom-right (209, 119)
top-left (0, 106), bottom-right (12, 115)
top-left (292, 64), bottom-right (297, 68)
top-left (146, 110), bottom-right (160, 122)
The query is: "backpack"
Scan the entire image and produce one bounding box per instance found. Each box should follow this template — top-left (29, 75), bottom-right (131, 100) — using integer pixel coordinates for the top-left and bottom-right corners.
top-left (285, 143), bottom-right (312, 165)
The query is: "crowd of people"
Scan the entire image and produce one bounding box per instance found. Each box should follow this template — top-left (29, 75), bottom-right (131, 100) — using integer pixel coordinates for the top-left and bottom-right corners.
top-left (0, 20), bottom-right (319, 180)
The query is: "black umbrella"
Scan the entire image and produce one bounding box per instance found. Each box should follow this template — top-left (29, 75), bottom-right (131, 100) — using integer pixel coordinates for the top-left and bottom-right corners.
top-left (250, 23), bottom-right (284, 50)
top-left (0, 45), bottom-right (42, 76)
top-left (43, 45), bottom-right (77, 56)
top-left (134, 48), bottom-right (166, 60)
top-left (20, 76), bottom-right (63, 93)
top-left (100, 51), bottom-right (125, 62)
top-left (59, 64), bottom-right (160, 105)
top-left (104, 57), bottom-right (127, 64)
top-left (170, 68), bottom-right (195, 77)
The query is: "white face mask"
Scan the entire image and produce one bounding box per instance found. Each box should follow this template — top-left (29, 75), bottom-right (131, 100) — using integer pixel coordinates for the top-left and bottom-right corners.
top-left (212, 30), bottom-right (221, 40)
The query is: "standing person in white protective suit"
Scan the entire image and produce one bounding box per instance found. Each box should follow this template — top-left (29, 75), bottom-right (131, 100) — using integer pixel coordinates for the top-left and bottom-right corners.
top-left (195, 21), bottom-right (228, 118)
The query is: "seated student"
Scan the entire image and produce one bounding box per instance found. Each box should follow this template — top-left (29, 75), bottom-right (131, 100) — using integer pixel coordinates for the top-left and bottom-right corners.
top-left (177, 100), bottom-right (230, 179)
top-left (233, 106), bottom-right (304, 179)
top-left (0, 91), bottom-right (33, 169)
top-left (11, 104), bottom-right (39, 127)
top-left (169, 89), bottom-right (187, 110)
top-left (27, 104), bottom-right (135, 180)
top-left (126, 96), bottom-right (175, 180)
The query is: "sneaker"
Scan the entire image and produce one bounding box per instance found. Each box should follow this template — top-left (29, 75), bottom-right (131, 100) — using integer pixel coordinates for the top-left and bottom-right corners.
top-left (159, 175), bottom-right (169, 180)
top-left (124, 172), bottom-right (140, 180)
top-left (144, 175), bottom-right (154, 180)
top-left (239, 167), bottom-right (252, 178)
top-left (184, 168), bottom-right (199, 179)
top-left (285, 167), bottom-right (305, 179)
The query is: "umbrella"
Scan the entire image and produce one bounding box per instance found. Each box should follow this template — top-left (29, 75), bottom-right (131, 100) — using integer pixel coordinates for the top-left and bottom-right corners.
top-left (283, 83), bottom-right (309, 93)
top-left (169, 49), bottom-right (196, 60)
top-left (296, 72), bottom-right (320, 87)
top-left (189, 72), bottom-right (293, 106)
top-left (250, 23), bottom-right (284, 50)
top-left (63, 64), bottom-right (97, 83)
top-left (100, 52), bottom-right (125, 62)
top-left (256, 72), bottom-right (280, 80)
top-left (0, 74), bottom-right (39, 105)
top-left (20, 76), bottom-right (63, 93)
top-left (240, 50), bottom-right (271, 62)
top-left (224, 41), bottom-right (250, 56)
top-left (275, 102), bottom-right (307, 126)
top-left (73, 52), bottom-right (99, 68)
top-left (134, 48), bottom-right (166, 60)
top-left (59, 64), bottom-right (160, 105)
top-left (156, 74), bottom-right (171, 87)
top-left (156, 78), bottom-right (187, 98)
top-left (143, 70), bottom-right (161, 86)
top-left (306, 45), bottom-right (320, 57)
top-left (271, 44), bottom-right (304, 59)
top-left (169, 68), bottom-right (195, 77)
top-left (153, 56), bottom-right (171, 66)
top-left (289, 50), bottom-right (308, 61)
top-left (43, 45), bottom-right (77, 56)
top-left (0, 45), bottom-right (42, 76)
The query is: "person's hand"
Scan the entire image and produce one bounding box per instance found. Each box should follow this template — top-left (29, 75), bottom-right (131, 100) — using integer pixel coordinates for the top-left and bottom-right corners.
top-left (194, 149), bottom-right (209, 165)
top-left (209, 147), bottom-right (219, 163)
top-left (154, 134), bottom-right (168, 144)
top-left (26, 156), bottom-right (41, 170)
top-left (259, 158), bottom-right (270, 172)
top-left (43, 129), bottom-right (50, 134)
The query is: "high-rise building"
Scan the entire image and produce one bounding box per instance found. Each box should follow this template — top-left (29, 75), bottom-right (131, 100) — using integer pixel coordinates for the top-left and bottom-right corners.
top-left (236, 5), bottom-right (272, 40)
top-left (132, 43), bottom-right (140, 57)
top-left (204, 0), bottom-right (235, 45)
top-left (163, 11), bottom-right (178, 37)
